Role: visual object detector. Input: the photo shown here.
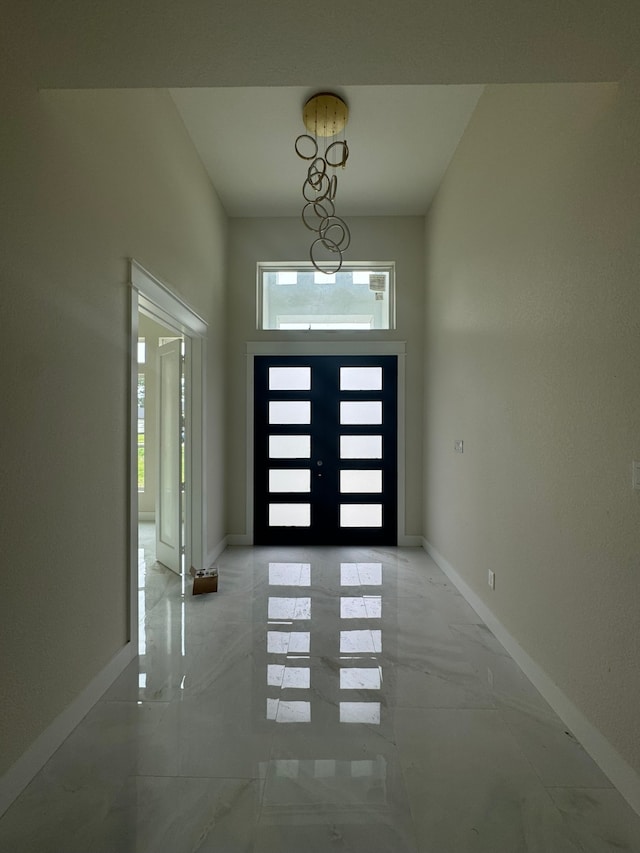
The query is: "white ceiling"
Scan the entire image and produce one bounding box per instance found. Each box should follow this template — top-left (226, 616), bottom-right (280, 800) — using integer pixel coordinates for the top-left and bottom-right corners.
top-left (170, 86), bottom-right (484, 217)
top-left (6, 1), bottom-right (639, 88)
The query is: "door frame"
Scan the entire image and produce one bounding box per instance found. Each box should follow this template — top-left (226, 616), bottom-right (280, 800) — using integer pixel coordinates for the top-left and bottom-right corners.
top-left (245, 341), bottom-right (408, 545)
top-left (129, 259), bottom-right (207, 649)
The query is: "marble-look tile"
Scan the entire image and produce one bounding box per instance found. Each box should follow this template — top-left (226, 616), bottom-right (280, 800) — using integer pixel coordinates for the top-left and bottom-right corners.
top-left (149, 674), bottom-right (272, 779)
top-left (253, 820), bottom-right (417, 853)
top-left (549, 788), bottom-right (640, 852)
top-left (45, 700), bottom-right (175, 784)
top-left (103, 656), bottom-right (188, 703)
top-left (354, 596), bottom-right (493, 710)
top-left (93, 776), bottom-right (259, 853)
top-left (1, 543), bottom-right (633, 853)
top-left (256, 739), bottom-right (418, 852)
top-left (0, 776), bottom-right (122, 853)
top-left (420, 582), bottom-right (485, 624)
top-left (500, 706), bottom-right (612, 789)
top-left (450, 623), bottom-right (555, 716)
top-left (395, 708), bottom-right (583, 852)
top-left (392, 657), bottom-right (494, 710)
top-left (0, 702), bottom-right (174, 852)
top-left (446, 623), bottom-right (611, 788)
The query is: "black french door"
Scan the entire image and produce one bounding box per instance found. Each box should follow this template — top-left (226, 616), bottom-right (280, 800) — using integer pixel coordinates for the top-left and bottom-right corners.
top-left (254, 355), bottom-right (397, 545)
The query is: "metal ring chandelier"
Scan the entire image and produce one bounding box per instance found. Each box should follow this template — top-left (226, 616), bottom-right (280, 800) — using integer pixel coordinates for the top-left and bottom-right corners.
top-left (295, 93), bottom-right (350, 274)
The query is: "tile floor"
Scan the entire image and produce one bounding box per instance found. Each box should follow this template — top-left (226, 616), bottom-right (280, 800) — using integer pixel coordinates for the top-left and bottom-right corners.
top-left (1, 527), bottom-right (639, 852)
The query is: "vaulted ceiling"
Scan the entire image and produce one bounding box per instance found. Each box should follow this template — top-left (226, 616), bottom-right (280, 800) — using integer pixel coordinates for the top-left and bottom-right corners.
top-left (4, 0), bottom-right (639, 218)
top-left (170, 85), bottom-right (484, 217)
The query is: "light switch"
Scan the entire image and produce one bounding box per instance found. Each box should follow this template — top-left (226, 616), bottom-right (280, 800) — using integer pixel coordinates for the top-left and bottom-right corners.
top-left (454, 440), bottom-right (464, 454)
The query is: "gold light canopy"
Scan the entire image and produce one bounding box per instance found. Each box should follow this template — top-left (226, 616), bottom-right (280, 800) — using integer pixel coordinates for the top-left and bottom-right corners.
top-left (302, 93), bottom-right (349, 138)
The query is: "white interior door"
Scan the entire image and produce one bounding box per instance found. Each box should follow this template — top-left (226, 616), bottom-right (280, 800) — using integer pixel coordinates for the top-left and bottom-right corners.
top-left (156, 339), bottom-right (183, 574)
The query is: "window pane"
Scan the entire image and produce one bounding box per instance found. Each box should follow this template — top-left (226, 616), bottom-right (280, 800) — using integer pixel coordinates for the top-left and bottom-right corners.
top-left (340, 401), bottom-right (382, 425)
top-left (260, 265), bottom-right (394, 330)
top-left (269, 367), bottom-right (311, 391)
top-left (269, 435), bottom-right (310, 458)
top-left (269, 503), bottom-right (311, 527)
top-left (314, 271), bottom-right (336, 283)
top-left (340, 435), bottom-right (382, 459)
top-left (269, 469), bottom-right (311, 493)
top-left (340, 504), bottom-right (382, 527)
top-left (340, 470), bottom-right (382, 493)
top-left (269, 401), bottom-right (311, 424)
top-left (340, 367), bottom-right (382, 391)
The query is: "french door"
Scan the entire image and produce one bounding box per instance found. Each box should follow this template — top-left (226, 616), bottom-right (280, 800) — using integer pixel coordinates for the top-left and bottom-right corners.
top-left (156, 339), bottom-right (184, 574)
top-left (254, 355), bottom-right (397, 545)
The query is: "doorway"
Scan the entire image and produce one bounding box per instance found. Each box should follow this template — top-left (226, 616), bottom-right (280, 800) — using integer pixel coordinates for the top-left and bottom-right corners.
top-left (254, 355), bottom-right (398, 546)
top-left (137, 315), bottom-right (185, 576)
top-left (129, 259), bottom-right (207, 648)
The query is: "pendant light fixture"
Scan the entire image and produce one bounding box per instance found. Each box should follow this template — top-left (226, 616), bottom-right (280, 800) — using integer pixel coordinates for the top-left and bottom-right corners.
top-left (295, 93), bottom-right (350, 274)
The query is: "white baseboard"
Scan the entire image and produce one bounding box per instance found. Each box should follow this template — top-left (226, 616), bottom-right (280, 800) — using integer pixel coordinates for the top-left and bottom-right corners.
top-left (138, 512), bottom-right (155, 522)
top-left (0, 642), bottom-right (135, 819)
top-left (422, 539), bottom-right (640, 816)
top-left (398, 534), bottom-right (423, 546)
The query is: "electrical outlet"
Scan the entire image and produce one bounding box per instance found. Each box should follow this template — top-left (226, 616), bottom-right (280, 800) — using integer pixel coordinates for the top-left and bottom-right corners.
top-left (454, 440), bottom-right (464, 453)
top-left (488, 570), bottom-right (495, 590)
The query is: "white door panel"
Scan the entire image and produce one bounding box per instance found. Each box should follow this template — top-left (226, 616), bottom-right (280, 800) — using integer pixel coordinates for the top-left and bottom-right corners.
top-left (156, 339), bottom-right (182, 574)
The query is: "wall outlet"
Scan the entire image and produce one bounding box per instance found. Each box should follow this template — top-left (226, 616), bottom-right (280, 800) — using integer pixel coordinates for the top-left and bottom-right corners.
top-left (454, 440), bottom-right (464, 453)
top-left (488, 569), bottom-right (496, 590)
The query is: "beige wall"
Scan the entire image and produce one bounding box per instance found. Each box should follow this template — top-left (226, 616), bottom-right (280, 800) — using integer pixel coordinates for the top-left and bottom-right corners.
top-left (0, 87), bottom-right (227, 775)
top-left (226, 217), bottom-right (425, 539)
top-left (424, 78), bottom-right (640, 772)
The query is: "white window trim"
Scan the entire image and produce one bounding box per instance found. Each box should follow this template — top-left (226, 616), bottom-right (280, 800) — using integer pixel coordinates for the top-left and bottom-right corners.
top-left (257, 261), bottom-right (396, 331)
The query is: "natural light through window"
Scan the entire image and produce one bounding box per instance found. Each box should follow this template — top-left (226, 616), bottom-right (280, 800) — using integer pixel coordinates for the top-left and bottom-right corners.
top-left (258, 262), bottom-right (395, 330)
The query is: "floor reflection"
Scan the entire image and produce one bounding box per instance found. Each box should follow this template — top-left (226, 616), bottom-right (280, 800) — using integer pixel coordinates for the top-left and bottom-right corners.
top-left (1, 543), bottom-right (624, 853)
top-left (263, 560), bottom-right (386, 729)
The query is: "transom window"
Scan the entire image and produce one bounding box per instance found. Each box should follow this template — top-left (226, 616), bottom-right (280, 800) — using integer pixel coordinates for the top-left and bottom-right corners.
top-left (257, 263), bottom-right (395, 330)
